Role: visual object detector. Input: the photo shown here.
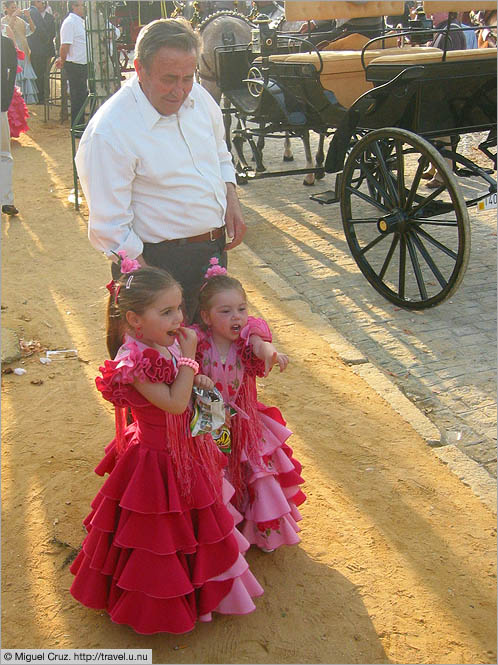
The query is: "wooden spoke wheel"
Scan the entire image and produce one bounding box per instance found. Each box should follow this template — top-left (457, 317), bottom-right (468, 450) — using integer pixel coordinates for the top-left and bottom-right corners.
top-left (340, 128), bottom-right (470, 309)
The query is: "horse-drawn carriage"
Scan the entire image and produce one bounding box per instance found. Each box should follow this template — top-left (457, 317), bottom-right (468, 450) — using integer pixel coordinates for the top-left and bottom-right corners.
top-left (208, 0), bottom-right (496, 309)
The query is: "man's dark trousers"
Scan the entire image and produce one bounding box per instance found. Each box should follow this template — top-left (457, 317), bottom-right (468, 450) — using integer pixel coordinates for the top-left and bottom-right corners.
top-left (64, 61), bottom-right (88, 126)
top-left (111, 233), bottom-right (227, 324)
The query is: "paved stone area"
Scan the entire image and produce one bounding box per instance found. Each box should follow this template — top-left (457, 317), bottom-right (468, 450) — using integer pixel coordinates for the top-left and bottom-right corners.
top-left (236, 134), bottom-right (497, 479)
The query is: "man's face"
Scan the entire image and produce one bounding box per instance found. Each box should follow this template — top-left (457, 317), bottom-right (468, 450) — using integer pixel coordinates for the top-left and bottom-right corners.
top-left (33, 0), bottom-right (44, 12)
top-left (71, 1), bottom-right (85, 17)
top-left (134, 46), bottom-right (197, 116)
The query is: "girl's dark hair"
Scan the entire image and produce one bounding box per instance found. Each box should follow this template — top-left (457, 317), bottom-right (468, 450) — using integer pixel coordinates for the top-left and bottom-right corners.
top-left (106, 266), bottom-right (181, 358)
top-left (198, 274), bottom-right (246, 328)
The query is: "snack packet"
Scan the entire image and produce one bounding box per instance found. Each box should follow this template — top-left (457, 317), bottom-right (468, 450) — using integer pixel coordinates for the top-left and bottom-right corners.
top-left (190, 386), bottom-right (225, 436)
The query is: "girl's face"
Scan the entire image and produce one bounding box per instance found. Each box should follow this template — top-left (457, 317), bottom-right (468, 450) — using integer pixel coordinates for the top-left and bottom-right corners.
top-left (5, 3), bottom-right (18, 15)
top-left (201, 288), bottom-right (248, 342)
top-left (129, 285), bottom-right (184, 348)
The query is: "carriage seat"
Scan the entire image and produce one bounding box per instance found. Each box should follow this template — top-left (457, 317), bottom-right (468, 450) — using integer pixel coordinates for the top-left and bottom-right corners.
top-left (264, 47), bottom-right (442, 108)
top-left (368, 47), bottom-right (498, 65)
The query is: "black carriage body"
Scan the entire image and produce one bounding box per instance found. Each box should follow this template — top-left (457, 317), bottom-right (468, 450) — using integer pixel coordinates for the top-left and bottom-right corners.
top-left (216, 45), bottom-right (347, 132)
top-left (218, 43), bottom-right (496, 140)
top-left (363, 57), bottom-right (497, 137)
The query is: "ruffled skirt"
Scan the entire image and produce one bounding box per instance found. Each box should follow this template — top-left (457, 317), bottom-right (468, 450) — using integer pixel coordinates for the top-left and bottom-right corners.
top-left (7, 87), bottom-right (29, 139)
top-left (16, 58), bottom-right (38, 105)
top-left (70, 431), bottom-right (263, 634)
top-left (233, 407), bottom-right (306, 551)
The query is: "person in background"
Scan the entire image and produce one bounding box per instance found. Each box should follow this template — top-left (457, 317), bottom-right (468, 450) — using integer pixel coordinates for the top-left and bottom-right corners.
top-left (476, 9), bottom-right (497, 48)
top-left (430, 11), bottom-right (467, 51)
top-left (55, 0), bottom-right (87, 126)
top-left (1, 1), bottom-right (38, 103)
top-left (422, 12), bottom-right (467, 188)
top-left (1, 30), bottom-right (19, 216)
top-left (27, 0), bottom-right (55, 103)
top-left (459, 11), bottom-right (478, 49)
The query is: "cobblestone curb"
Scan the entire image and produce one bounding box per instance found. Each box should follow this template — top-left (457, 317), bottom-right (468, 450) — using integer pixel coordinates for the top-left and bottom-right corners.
top-left (236, 244), bottom-right (497, 513)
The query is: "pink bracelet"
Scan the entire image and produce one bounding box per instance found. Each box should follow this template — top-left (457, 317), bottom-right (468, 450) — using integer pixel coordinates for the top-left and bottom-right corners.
top-left (177, 357), bottom-right (199, 374)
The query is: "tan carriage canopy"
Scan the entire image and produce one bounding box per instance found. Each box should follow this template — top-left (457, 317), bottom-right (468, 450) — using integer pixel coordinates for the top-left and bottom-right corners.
top-left (423, 2), bottom-right (496, 13)
top-left (284, 2), bottom-right (405, 21)
top-left (284, 1), bottom-right (497, 21)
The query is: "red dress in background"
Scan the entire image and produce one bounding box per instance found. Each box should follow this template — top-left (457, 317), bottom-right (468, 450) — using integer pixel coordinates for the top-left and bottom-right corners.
top-left (8, 47), bottom-right (29, 138)
top-left (8, 86), bottom-right (29, 138)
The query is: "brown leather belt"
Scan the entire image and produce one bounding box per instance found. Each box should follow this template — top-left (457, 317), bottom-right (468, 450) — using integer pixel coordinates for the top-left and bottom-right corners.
top-left (164, 226), bottom-right (225, 246)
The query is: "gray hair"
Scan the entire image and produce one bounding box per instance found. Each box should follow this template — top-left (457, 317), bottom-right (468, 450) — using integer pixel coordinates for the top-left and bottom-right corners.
top-left (135, 18), bottom-right (200, 70)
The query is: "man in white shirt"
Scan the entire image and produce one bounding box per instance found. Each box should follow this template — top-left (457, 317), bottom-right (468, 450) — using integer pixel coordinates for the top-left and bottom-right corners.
top-left (75, 18), bottom-right (246, 322)
top-left (55, 0), bottom-right (87, 126)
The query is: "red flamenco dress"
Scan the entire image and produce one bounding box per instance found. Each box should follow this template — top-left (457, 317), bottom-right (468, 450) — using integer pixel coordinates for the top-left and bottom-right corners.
top-left (8, 48), bottom-right (29, 139)
top-left (193, 317), bottom-right (306, 552)
top-left (70, 335), bottom-right (263, 634)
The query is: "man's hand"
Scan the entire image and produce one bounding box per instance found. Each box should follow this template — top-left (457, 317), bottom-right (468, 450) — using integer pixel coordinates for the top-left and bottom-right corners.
top-left (224, 182), bottom-right (246, 250)
top-left (56, 44), bottom-right (70, 69)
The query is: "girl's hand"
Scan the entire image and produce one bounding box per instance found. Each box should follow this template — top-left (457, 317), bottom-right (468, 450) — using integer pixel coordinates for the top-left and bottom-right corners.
top-left (251, 336), bottom-right (289, 376)
top-left (194, 374), bottom-right (215, 391)
top-left (275, 352), bottom-right (289, 373)
top-left (176, 326), bottom-right (197, 358)
top-left (264, 350), bottom-right (289, 375)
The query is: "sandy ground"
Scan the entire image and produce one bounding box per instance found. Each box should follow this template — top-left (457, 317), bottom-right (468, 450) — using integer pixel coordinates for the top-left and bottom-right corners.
top-left (1, 111), bottom-right (497, 664)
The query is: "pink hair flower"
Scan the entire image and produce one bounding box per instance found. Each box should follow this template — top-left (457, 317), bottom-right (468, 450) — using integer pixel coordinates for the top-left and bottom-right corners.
top-left (204, 256), bottom-right (227, 280)
top-left (114, 250), bottom-right (141, 274)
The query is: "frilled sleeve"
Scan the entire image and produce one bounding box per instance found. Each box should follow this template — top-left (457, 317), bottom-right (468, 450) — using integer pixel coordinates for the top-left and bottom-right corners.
top-left (237, 316), bottom-right (272, 377)
top-left (95, 341), bottom-right (176, 407)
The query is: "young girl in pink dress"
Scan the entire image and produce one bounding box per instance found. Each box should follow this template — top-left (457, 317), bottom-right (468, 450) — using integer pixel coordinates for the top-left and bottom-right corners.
top-left (192, 259), bottom-right (306, 553)
top-left (70, 258), bottom-right (263, 634)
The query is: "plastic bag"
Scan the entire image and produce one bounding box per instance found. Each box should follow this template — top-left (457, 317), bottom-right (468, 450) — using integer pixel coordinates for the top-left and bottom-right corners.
top-left (190, 387), bottom-right (235, 453)
top-left (190, 386), bottom-right (225, 436)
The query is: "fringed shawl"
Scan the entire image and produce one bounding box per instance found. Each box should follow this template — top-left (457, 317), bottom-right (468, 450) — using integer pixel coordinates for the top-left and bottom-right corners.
top-left (192, 317), bottom-right (272, 498)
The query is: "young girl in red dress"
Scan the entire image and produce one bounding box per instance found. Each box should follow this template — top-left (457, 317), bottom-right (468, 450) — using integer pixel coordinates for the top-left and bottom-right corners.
top-left (192, 258), bottom-right (306, 553)
top-left (70, 258), bottom-right (263, 634)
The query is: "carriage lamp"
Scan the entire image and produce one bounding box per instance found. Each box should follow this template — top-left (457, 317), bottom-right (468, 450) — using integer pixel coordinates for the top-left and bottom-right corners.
top-left (408, 5), bottom-right (434, 44)
top-left (251, 14), bottom-right (277, 55)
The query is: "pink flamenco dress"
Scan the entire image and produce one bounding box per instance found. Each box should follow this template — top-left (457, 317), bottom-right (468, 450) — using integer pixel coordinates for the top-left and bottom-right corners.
top-left (8, 49), bottom-right (29, 139)
top-left (69, 335), bottom-right (263, 635)
top-left (193, 317), bottom-right (306, 552)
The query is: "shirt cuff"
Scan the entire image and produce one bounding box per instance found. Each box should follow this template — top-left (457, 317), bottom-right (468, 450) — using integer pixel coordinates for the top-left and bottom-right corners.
top-left (104, 237), bottom-right (144, 262)
top-left (221, 163), bottom-right (237, 184)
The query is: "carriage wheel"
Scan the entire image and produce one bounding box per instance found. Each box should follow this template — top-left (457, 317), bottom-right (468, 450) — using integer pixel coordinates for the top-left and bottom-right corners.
top-left (340, 128), bottom-right (470, 310)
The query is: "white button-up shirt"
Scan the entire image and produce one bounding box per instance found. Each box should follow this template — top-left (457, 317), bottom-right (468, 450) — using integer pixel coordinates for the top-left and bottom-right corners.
top-left (75, 77), bottom-right (237, 259)
top-left (60, 11), bottom-right (87, 64)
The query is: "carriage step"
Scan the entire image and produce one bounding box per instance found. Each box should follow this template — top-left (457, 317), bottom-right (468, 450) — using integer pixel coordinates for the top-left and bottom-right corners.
top-left (310, 190), bottom-right (339, 205)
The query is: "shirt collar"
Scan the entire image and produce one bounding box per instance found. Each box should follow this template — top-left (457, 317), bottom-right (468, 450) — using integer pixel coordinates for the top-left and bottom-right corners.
top-left (129, 74), bottom-right (194, 130)
top-left (70, 11), bottom-right (85, 23)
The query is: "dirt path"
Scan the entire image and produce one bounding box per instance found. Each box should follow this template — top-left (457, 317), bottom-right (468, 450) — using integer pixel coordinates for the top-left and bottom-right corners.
top-left (1, 113), bottom-right (496, 664)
